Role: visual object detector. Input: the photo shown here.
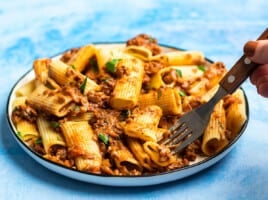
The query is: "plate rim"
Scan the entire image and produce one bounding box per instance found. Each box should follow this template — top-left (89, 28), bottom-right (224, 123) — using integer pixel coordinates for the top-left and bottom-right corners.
top-left (5, 42), bottom-right (249, 186)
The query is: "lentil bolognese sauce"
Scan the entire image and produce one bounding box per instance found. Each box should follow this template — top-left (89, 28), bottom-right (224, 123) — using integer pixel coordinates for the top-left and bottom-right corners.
top-left (10, 34), bottom-right (247, 176)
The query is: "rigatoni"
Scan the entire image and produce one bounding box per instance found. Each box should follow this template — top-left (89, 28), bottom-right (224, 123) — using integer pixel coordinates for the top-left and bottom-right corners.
top-left (48, 59), bottom-right (100, 94)
top-left (36, 116), bottom-right (66, 154)
top-left (16, 120), bottom-right (39, 141)
top-left (126, 137), bottom-right (153, 170)
top-left (124, 45), bottom-right (152, 61)
top-left (67, 112), bottom-right (94, 122)
top-left (160, 50), bottom-right (205, 66)
top-left (149, 65), bottom-right (204, 89)
top-left (143, 141), bottom-right (176, 167)
top-left (15, 79), bottom-right (36, 97)
top-left (110, 58), bottom-right (144, 110)
top-left (33, 58), bottom-right (50, 84)
top-left (26, 84), bottom-right (75, 117)
top-left (95, 46), bottom-right (132, 74)
top-left (226, 89), bottom-right (247, 139)
top-left (12, 96), bottom-right (27, 110)
top-left (109, 140), bottom-right (142, 173)
top-left (201, 100), bottom-right (228, 156)
top-left (123, 105), bottom-right (162, 142)
top-left (139, 88), bottom-right (182, 115)
top-left (49, 59), bottom-right (72, 85)
top-left (60, 121), bottom-right (102, 173)
top-left (188, 62), bottom-right (226, 96)
top-left (67, 44), bottom-right (96, 72)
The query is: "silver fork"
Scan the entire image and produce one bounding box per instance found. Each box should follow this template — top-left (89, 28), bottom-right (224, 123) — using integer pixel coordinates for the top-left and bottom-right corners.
top-left (161, 28), bottom-right (268, 154)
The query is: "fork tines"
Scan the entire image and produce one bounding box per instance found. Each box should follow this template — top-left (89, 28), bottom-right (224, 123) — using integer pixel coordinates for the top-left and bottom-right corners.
top-left (162, 122), bottom-right (192, 145)
top-left (161, 121), bottom-right (193, 154)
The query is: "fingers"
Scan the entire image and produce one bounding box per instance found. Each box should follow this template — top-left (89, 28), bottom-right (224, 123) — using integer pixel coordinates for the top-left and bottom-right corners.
top-left (244, 40), bottom-right (268, 97)
top-left (244, 40), bottom-right (268, 64)
top-left (250, 64), bottom-right (268, 84)
top-left (250, 64), bottom-right (268, 97)
top-left (257, 78), bottom-right (268, 98)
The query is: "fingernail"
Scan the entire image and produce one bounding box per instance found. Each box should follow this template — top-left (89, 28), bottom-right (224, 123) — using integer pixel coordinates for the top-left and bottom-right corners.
top-left (243, 41), bottom-right (258, 57)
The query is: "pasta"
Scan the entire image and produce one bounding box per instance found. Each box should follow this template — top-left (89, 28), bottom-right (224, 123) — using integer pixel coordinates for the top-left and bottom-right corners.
top-left (15, 120), bottom-right (40, 141)
top-left (61, 121), bottom-right (102, 173)
top-left (159, 50), bottom-right (205, 66)
top-left (10, 33), bottom-right (247, 176)
top-left (123, 105), bottom-right (162, 142)
top-left (201, 100), bottom-right (228, 155)
top-left (36, 116), bottom-right (66, 154)
top-left (26, 84), bottom-right (75, 117)
top-left (126, 137), bottom-right (154, 170)
top-left (110, 58), bottom-right (144, 110)
top-left (67, 44), bottom-right (96, 72)
top-left (138, 88), bottom-right (182, 115)
top-left (15, 79), bottom-right (36, 97)
top-left (226, 89), bottom-right (247, 139)
top-left (149, 65), bottom-right (205, 89)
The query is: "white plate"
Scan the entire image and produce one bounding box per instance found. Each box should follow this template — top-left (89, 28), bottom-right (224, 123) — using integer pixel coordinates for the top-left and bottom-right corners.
top-left (6, 43), bottom-right (249, 187)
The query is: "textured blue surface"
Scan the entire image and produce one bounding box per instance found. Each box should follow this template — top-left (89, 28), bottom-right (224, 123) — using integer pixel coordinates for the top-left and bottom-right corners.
top-left (1, 0), bottom-right (268, 199)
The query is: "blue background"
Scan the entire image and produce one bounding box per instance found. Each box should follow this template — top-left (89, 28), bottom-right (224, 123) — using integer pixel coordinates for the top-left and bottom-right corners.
top-left (1, 0), bottom-right (268, 199)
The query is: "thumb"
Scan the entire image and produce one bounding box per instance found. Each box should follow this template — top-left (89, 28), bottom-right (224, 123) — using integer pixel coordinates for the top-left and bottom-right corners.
top-left (244, 40), bottom-right (268, 64)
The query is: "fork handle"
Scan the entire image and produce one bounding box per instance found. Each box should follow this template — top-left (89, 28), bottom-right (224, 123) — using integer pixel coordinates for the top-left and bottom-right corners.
top-left (220, 28), bottom-right (268, 94)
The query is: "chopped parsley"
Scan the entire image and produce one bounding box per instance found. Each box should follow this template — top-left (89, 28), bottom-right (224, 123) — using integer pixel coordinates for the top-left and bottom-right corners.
top-left (50, 121), bottom-right (60, 128)
top-left (157, 90), bottom-right (162, 99)
top-left (121, 109), bottom-right (130, 117)
top-left (105, 59), bottom-right (120, 73)
top-left (198, 65), bottom-right (206, 72)
top-left (17, 131), bottom-right (23, 139)
top-left (70, 64), bottom-right (76, 69)
top-left (178, 90), bottom-right (187, 97)
top-left (98, 133), bottom-right (109, 145)
top-left (80, 77), bottom-right (87, 93)
top-left (89, 57), bottom-right (98, 72)
top-left (149, 37), bottom-right (155, 42)
top-left (35, 138), bottom-right (42, 144)
top-left (176, 69), bottom-right (183, 77)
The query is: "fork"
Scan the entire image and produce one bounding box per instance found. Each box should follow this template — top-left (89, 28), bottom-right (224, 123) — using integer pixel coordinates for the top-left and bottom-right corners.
top-left (161, 28), bottom-right (268, 154)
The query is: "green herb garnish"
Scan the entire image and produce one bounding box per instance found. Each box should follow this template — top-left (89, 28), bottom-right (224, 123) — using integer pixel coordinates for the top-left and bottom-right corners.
top-left (70, 64), bottom-right (76, 69)
top-left (89, 57), bottom-right (98, 72)
top-left (35, 138), bottom-right (42, 144)
top-left (80, 77), bottom-right (87, 93)
top-left (157, 90), bottom-right (162, 99)
top-left (198, 65), bottom-right (206, 72)
top-left (105, 59), bottom-right (119, 73)
top-left (121, 109), bottom-right (130, 118)
top-left (50, 121), bottom-right (60, 128)
top-left (149, 37), bottom-right (155, 42)
top-left (17, 131), bottom-right (23, 139)
top-left (98, 133), bottom-right (109, 145)
top-left (178, 90), bottom-right (187, 97)
top-left (176, 69), bottom-right (183, 77)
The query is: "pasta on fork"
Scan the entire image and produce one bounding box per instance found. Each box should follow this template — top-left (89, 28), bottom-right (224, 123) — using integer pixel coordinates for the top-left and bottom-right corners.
top-left (11, 33), bottom-right (247, 176)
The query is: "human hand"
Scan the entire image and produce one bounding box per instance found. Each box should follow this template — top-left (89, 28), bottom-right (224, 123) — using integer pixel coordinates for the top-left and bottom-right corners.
top-left (244, 40), bottom-right (268, 97)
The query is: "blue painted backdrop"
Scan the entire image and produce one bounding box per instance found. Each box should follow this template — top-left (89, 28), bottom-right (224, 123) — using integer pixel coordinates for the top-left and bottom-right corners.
top-left (1, 0), bottom-right (268, 199)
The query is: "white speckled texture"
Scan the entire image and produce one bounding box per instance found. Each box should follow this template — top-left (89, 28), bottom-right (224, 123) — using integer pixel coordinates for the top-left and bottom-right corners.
top-left (1, 0), bottom-right (268, 199)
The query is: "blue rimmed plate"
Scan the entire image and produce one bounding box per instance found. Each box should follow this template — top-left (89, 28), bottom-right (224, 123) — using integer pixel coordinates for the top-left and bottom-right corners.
top-left (6, 43), bottom-right (249, 187)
